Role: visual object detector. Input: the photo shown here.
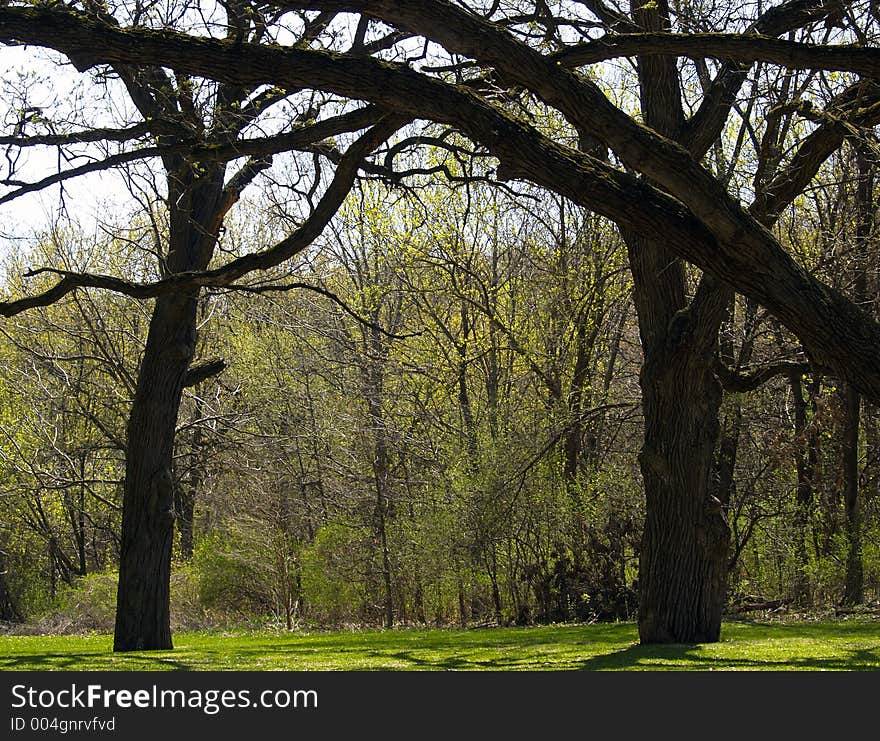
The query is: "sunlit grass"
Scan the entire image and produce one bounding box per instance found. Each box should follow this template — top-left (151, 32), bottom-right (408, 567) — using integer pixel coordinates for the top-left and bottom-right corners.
top-left (1, 620), bottom-right (878, 671)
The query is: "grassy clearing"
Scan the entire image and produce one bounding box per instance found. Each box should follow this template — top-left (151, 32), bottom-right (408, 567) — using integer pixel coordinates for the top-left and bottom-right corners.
top-left (1, 620), bottom-right (878, 671)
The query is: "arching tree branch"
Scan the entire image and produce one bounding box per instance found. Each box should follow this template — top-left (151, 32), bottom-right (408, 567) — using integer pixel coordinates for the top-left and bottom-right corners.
top-left (716, 359), bottom-right (815, 392)
top-left (553, 33), bottom-right (880, 79)
top-left (2, 5), bottom-right (880, 402)
top-left (0, 105), bottom-right (386, 205)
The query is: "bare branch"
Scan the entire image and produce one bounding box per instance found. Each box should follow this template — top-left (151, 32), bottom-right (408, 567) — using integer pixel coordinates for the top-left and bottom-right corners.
top-left (183, 358), bottom-right (227, 387)
top-left (716, 359), bottom-right (814, 392)
top-left (0, 114), bottom-right (408, 317)
top-left (3, 5), bottom-right (880, 401)
top-left (0, 120), bottom-right (182, 147)
top-left (224, 282), bottom-right (422, 339)
top-left (553, 33), bottom-right (880, 79)
top-left (0, 106), bottom-right (386, 205)
top-left (753, 81), bottom-right (880, 221)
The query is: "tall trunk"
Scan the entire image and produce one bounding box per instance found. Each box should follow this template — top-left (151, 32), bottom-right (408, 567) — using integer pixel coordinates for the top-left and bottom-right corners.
top-left (114, 168), bottom-right (223, 651)
top-left (175, 394), bottom-right (204, 561)
top-left (589, 303), bottom-right (627, 468)
top-left (377, 515), bottom-right (393, 628)
top-left (634, 266), bottom-right (730, 642)
top-left (638, 386), bottom-right (728, 643)
top-left (487, 552), bottom-right (503, 625)
top-left (293, 433), bottom-right (317, 541)
top-left (113, 290), bottom-right (198, 651)
top-left (563, 306), bottom-right (594, 483)
top-left (77, 468), bottom-right (87, 576)
top-left (842, 385), bottom-right (863, 605)
top-left (790, 373), bottom-right (819, 605)
top-left (630, 0), bottom-right (730, 643)
top-left (175, 478), bottom-right (197, 562)
top-left (843, 146), bottom-right (876, 605)
top-left (486, 240), bottom-right (500, 441)
top-left (48, 537), bottom-right (57, 599)
top-left (842, 148), bottom-right (872, 605)
top-left (364, 326), bottom-right (393, 629)
top-left (714, 402), bottom-right (741, 510)
top-left (457, 299), bottom-right (480, 466)
top-left (714, 298), bottom-right (758, 509)
top-left (304, 374), bottom-right (329, 522)
top-left (865, 403), bottom-right (879, 528)
top-left (457, 574), bottom-right (467, 628)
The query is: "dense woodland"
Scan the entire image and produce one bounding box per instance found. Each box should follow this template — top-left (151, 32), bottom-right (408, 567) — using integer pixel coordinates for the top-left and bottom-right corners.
top-left (0, 0), bottom-right (878, 648)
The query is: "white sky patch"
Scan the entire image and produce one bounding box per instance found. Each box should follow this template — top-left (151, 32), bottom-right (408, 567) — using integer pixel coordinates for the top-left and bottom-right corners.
top-left (0, 44), bottom-right (144, 256)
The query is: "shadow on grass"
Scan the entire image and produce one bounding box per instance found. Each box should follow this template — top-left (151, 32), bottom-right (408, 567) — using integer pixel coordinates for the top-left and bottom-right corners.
top-left (1, 651), bottom-right (195, 671)
top-left (577, 641), bottom-right (880, 671)
top-left (3, 621), bottom-right (878, 671)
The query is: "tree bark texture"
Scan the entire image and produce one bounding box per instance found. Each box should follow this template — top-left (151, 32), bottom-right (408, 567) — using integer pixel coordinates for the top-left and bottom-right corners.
top-left (842, 148), bottom-right (873, 605)
top-left (624, 0), bottom-right (728, 644)
top-left (113, 290), bottom-right (198, 650)
top-left (114, 168), bottom-right (224, 651)
top-left (629, 233), bottom-right (731, 643)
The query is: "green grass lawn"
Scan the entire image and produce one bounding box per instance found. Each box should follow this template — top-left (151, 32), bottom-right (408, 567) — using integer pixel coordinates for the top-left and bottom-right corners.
top-left (1, 620), bottom-right (878, 671)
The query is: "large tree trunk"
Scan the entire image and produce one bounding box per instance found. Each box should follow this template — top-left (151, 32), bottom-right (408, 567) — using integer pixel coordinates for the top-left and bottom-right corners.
top-left (114, 167), bottom-right (224, 651)
top-left (632, 241), bottom-right (730, 643)
top-left (113, 290), bottom-right (198, 650)
top-left (841, 385), bottom-right (863, 605)
top-left (629, 0), bottom-right (730, 644)
top-left (638, 362), bottom-right (729, 642)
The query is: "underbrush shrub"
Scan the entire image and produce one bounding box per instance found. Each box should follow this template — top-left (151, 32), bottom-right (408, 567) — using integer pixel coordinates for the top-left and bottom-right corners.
top-left (300, 520), bottom-right (370, 626)
top-left (12, 571), bottom-right (117, 635)
top-left (192, 532), bottom-right (277, 624)
top-left (169, 564), bottom-right (213, 631)
top-left (2, 533), bottom-right (58, 622)
top-left (862, 524), bottom-right (880, 602)
top-left (10, 565), bottom-right (227, 635)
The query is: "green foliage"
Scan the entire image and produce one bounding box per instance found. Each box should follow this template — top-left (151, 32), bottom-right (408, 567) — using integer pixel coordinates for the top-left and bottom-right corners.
top-left (300, 521), bottom-right (370, 626)
top-left (193, 533), bottom-right (278, 624)
top-left (7, 567), bottom-right (213, 635)
top-left (863, 524), bottom-right (880, 594)
top-left (1, 105), bottom-right (878, 640)
top-left (27, 571), bottom-right (119, 635)
top-left (0, 532), bottom-right (55, 620)
top-left (169, 564), bottom-right (211, 632)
